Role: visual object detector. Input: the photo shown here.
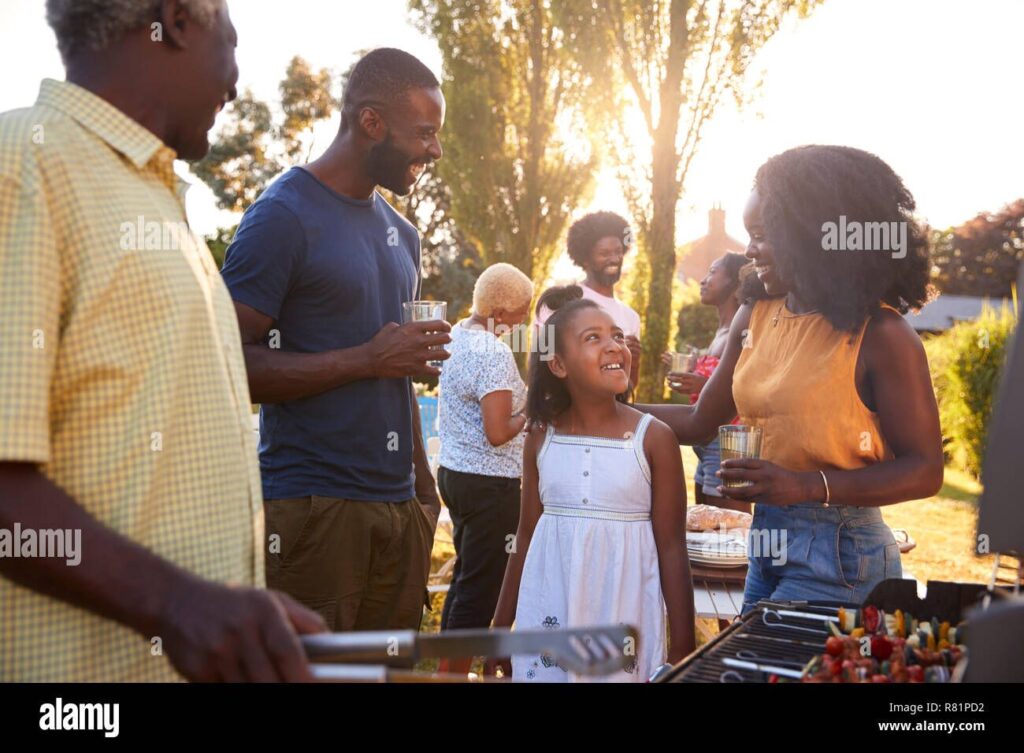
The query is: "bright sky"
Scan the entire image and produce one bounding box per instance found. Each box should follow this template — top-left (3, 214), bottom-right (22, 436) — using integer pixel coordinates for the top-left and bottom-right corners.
top-left (3, 0), bottom-right (1021, 281)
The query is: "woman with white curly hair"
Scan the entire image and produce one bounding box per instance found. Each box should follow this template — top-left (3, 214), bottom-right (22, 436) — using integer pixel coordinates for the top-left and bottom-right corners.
top-left (437, 262), bottom-right (533, 672)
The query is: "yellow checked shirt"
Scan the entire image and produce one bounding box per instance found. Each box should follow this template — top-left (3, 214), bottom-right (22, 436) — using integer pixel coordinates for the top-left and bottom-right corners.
top-left (0, 79), bottom-right (264, 681)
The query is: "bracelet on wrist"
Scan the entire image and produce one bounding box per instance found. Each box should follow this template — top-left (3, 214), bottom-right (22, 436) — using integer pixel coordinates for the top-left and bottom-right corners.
top-left (818, 470), bottom-right (831, 507)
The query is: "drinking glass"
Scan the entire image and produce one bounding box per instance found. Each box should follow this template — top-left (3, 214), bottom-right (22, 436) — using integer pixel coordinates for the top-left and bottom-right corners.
top-left (402, 300), bottom-right (448, 369)
top-left (718, 425), bottom-right (763, 488)
top-left (670, 345), bottom-right (699, 374)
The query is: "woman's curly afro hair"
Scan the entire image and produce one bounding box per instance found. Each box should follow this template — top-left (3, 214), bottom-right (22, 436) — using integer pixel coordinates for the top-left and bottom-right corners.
top-left (753, 144), bottom-right (933, 332)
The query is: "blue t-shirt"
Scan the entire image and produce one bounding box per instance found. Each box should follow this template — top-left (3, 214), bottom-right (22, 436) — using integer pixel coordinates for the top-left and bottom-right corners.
top-left (221, 167), bottom-right (421, 502)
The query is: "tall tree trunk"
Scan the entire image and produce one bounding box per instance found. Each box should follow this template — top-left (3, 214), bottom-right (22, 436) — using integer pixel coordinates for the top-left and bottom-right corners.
top-left (637, 0), bottom-right (687, 403)
top-left (639, 139), bottom-right (681, 403)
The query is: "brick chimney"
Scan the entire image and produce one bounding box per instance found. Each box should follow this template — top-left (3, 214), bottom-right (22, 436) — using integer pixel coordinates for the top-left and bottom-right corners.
top-left (708, 202), bottom-right (726, 238)
top-left (677, 203), bottom-right (746, 283)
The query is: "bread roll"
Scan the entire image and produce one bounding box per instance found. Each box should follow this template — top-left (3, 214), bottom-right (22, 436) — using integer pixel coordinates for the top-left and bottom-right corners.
top-left (686, 504), bottom-right (752, 532)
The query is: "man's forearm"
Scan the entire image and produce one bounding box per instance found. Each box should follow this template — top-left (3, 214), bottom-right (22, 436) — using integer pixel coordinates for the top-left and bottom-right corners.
top-left (0, 463), bottom-right (192, 638)
top-left (243, 342), bottom-right (376, 404)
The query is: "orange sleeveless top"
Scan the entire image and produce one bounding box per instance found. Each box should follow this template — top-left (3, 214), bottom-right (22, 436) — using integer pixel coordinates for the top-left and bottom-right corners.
top-left (731, 298), bottom-right (892, 473)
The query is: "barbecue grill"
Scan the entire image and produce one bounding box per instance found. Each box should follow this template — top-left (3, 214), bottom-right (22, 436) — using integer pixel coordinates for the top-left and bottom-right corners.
top-left (656, 578), bottom-right (1016, 683)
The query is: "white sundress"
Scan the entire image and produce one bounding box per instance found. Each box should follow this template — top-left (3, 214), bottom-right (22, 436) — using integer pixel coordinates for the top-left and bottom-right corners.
top-left (512, 412), bottom-right (667, 682)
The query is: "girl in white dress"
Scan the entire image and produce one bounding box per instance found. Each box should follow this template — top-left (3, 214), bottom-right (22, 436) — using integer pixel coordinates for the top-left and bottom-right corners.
top-left (491, 285), bottom-right (695, 682)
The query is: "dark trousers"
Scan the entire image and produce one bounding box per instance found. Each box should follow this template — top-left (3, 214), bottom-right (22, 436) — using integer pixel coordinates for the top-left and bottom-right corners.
top-left (264, 496), bottom-right (433, 632)
top-left (437, 466), bottom-right (521, 631)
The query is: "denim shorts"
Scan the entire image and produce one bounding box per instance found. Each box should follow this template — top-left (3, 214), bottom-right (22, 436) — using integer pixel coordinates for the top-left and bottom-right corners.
top-left (740, 502), bottom-right (902, 614)
top-left (692, 439), bottom-right (723, 497)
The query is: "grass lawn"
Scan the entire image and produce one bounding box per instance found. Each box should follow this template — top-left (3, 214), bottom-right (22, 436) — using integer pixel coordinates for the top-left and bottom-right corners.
top-left (879, 465), bottom-right (995, 585)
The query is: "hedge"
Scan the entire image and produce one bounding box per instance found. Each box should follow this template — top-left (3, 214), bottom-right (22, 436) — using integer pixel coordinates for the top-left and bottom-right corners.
top-left (923, 302), bottom-right (1018, 478)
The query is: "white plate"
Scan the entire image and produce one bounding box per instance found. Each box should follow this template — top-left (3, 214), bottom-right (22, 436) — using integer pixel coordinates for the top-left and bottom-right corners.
top-left (688, 549), bottom-right (745, 561)
top-left (687, 545), bottom-right (747, 556)
top-left (687, 549), bottom-right (747, 559)
top-left (688, 550), bottom-right (747, 559)
top-left (687, 542), bottom-right (746, 551)
top-left (686, 530), bottom-right (746, 545)
top-left (688, 557), bottom-right (747, 569)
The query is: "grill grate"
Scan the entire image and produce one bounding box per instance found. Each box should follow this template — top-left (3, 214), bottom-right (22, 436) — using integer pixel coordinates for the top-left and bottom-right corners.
top-left (660, 603), bottom-right (840, 683)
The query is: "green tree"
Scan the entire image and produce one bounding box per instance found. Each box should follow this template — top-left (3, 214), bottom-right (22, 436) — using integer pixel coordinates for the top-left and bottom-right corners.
top-left (279, 56), bottom-right (335, 162)
top-left (388, 167), bottom-right (483, 321)
top-left (930, 199), bottom-right (1024, 298)
top-left (923, 304), bottom-right (1017, 477)
top-left (675, 280), bottom-right (719, 352)
top-left (205, 225), bottom-right (236, 268)
top-left (409, 0), bottom-right (599, 291)
top-left (557, 0), bottom-right (820, 401)
top-left (193, 55), bottom-right (335, 213)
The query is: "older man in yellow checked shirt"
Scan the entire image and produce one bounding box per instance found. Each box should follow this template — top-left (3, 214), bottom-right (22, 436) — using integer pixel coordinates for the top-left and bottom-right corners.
top-left (0, 0), bottom-right (325, 681)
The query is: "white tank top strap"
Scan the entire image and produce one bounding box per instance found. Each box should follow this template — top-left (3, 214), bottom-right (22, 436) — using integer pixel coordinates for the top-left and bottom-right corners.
top-left (631, 413), bottom-right (654, 484)
top-left (537, 421), bottom-right (556, 464)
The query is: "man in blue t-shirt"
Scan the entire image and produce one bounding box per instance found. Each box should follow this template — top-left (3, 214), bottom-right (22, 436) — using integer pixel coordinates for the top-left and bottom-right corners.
top-left (221, 48), bottom-right (448, 632)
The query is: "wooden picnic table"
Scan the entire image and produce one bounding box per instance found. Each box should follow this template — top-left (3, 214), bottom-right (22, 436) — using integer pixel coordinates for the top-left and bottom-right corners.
top-left (690, 563), bottom-right (748, 640)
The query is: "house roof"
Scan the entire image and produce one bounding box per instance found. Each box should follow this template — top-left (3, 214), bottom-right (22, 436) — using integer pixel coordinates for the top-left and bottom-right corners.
top-left (677, 206), bottom-right (745, 282)
top-left (904, 294), bottom-right (1011, 331)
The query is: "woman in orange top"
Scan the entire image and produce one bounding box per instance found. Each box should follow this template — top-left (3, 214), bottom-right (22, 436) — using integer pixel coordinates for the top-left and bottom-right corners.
top-left (642, 145), bottom-right (943, 611)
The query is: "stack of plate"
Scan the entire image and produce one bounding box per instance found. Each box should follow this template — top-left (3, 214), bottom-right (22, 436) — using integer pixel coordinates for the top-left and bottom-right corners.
top-left (686, 530), bottom-right (748, 568)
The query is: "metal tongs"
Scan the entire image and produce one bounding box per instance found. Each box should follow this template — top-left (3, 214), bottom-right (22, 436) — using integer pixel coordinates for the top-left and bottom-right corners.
top-left (761, 608), bottom-right (836, 635)
top-left (721, 656), bottom-right (805, 680)
top-left (302, 624), bottom-right (638, 682)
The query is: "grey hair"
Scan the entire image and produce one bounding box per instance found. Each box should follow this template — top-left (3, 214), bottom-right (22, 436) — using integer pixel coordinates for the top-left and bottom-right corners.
top-left (46, 0), bottom-right (223, 60)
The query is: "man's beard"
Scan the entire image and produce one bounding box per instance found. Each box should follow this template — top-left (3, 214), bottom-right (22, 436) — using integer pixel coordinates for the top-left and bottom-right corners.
top-left (593, 266), bottom-right (622, 288)
top-left (367, 134), bottom-right (426, 196)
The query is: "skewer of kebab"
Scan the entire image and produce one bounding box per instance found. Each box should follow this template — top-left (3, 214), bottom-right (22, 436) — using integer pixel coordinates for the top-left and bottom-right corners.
top-left (797, 604), bottom-right (965, 683)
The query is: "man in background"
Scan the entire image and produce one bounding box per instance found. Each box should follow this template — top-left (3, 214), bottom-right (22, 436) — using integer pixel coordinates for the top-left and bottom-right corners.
top-left (538, 211), bottom-right (644, 389)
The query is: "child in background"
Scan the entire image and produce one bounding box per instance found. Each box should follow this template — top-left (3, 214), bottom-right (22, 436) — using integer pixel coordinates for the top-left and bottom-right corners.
top-left (491, 285), bottom-right (695, 681)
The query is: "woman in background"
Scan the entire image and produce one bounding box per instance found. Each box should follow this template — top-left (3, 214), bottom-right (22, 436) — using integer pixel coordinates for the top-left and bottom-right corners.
top-left (663, 252), bottom-right (749, 512)
top-left (437, 263), bottom-right (533, 674)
